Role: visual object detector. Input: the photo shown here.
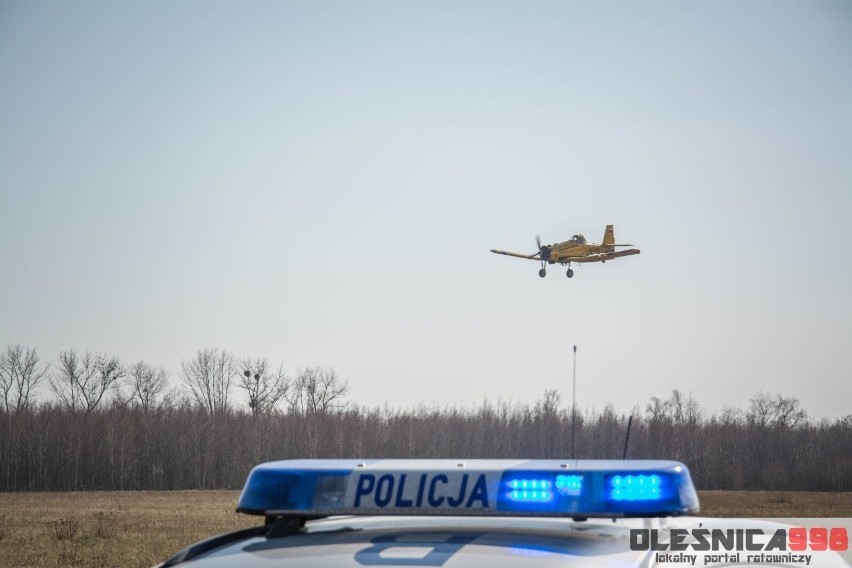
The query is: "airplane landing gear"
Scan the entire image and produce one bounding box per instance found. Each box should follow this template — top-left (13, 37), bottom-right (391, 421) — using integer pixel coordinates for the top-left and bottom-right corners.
top-left (566, 268), bottom-right (574, 278)
top-left (539, 268), bottom-right (546, 278)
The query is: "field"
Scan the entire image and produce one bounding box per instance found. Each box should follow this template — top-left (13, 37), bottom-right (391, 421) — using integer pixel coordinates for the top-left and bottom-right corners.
top-left (0, 490), bottom-right (850, 567)
top-left (0, 491), bottom-right (256, 568)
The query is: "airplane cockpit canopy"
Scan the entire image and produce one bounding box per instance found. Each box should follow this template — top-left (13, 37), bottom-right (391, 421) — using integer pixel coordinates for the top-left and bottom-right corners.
top-left (570, 234), bottom-right (587, 244)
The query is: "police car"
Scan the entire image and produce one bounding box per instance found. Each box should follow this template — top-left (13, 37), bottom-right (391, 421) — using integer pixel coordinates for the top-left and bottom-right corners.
top-left (156, 459), bottom-right (850, 567)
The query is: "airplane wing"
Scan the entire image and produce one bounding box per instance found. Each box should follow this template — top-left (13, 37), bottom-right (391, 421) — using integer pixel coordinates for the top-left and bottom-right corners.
top-left (571, 249), bottom-right (641, 263)
top-left (490, 249), bottom-right (539, 260)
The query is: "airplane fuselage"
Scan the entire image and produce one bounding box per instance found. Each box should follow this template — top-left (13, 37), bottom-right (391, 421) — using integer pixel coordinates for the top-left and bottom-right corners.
top-left (547, 242), bottom-right (610, 262)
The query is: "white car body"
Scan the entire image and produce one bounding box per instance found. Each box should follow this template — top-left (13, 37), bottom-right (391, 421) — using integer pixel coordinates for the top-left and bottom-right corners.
top-left (157, 515), bottom-right (851, 567)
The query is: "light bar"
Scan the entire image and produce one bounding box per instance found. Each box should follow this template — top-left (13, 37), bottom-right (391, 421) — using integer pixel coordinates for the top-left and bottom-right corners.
top-left (237, 459), bottom-right (699, 518)
top-left (610, 474), bottom-right (662, 501)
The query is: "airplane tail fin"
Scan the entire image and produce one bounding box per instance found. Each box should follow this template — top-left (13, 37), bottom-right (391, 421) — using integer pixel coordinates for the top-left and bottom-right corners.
top-left (602, 225), bottom-right (615, 249)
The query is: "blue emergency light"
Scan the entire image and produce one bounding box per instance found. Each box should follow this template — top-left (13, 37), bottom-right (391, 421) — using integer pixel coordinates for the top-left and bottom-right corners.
top-left (237, 459), bottom-right (699, 518)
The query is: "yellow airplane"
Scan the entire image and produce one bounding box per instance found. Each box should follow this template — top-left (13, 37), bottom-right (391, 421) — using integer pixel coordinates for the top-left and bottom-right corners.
top-left (491, 225), bottom-right (640, 278)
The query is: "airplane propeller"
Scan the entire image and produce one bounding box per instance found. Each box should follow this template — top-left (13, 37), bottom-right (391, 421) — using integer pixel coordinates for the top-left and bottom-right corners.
top-left (535, 235), bottom-right (552, 261)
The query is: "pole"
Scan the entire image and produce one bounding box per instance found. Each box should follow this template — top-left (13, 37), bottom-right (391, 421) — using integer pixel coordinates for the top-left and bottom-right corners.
top-left (623, 415), bottom-right (633, 459)
top-left (571, 345), bottom-right (577, 459)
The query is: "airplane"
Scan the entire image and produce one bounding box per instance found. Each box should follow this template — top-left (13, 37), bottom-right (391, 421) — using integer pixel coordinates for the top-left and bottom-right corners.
top-left (490, 225), bottom-right (640, 278)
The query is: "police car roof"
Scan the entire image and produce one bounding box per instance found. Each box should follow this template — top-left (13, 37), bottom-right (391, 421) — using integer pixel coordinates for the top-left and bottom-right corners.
top-left (159, 516), bottom-right (852, 568)
top-left (159, 515), bottom-right (652, 568)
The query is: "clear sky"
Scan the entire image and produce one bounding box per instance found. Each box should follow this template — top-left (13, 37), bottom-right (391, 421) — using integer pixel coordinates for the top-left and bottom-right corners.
top-left (1, 0), bottom-right (850, 419)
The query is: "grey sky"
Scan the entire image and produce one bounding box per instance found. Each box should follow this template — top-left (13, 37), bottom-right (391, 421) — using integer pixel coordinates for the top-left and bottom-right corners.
top-left (1, 1), bottom-right (850, 418)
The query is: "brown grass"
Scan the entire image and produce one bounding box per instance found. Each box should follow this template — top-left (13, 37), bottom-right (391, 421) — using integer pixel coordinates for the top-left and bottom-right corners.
top-left (0, 491), bottom-right (255, 568)
top-left (0, 490), bottom-right (850, 567)
top-left (698, 490), bottom-right (852, 518)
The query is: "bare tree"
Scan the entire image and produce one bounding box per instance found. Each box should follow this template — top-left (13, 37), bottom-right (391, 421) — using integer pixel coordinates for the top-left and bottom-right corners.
top-left (717, 405), bottom-right (744, 426)
top-left (284, 367), bottom-right (349, 414)
top-left (49, 350), bottom-right (124, 412)
top-left (237, 357), bottom-right (288, 416)
top-left (125, 361), bottom-right (172, 413)
top-left (748, 392), bottom-right (807, 429)
top-left (645, 396), bottom-right (671, 423)
top-left (771, 394), bottom-right (807, 429)
top-left (0, 344), bottom-right (49, 412)
top-left (180, 348), bottom-right (234, 415)
top-left (666, 389), bottom-right (703, 426)
top-left (747, 391), bottom-right (774, 428)
top-left (534, 389), bottom-right (562, 418)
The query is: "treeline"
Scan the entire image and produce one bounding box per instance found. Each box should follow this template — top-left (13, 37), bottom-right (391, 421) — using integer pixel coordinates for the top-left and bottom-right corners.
top-left (1, 345), bottom-right (850, 492)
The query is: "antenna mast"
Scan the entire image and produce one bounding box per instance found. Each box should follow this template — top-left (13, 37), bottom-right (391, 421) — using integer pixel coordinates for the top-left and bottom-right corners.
top-left (623, 415), bottom-right (633, 459)
top-left (571, 345), bottom-right (577, 459)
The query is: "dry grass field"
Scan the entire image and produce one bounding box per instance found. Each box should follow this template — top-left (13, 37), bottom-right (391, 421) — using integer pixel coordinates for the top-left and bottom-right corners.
top-left (0, 491), bottom-right (256, 568)
top-left (699, 490), bottom-right (852, 518)
top-left (0, 490), bottom-right (850, 567)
